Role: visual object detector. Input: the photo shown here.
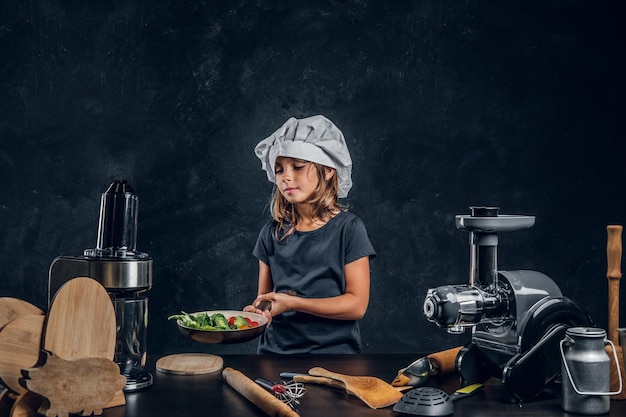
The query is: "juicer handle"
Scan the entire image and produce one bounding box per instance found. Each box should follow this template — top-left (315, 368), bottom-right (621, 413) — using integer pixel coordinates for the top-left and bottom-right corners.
top-left (607, 225), bottom-right (622, 344)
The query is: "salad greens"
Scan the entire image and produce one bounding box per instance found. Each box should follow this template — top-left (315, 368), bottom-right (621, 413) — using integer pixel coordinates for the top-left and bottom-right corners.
top-left (168, 311), bottom-right (258, 330)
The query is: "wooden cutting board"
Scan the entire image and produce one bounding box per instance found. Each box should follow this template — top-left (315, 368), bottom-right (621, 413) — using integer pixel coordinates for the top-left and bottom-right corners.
top-left (156, 353), bottom-right (223, 375)
top-left (42, 277), bottom-right (125, 411)
top-left (22, 351), bottom-right (127, 417)
top-left (0, 315), bottom-right (45, 394)
top-left (43, 277), bottom-right (116, 361)
top-left (0, 298), bottom-right (43, 330)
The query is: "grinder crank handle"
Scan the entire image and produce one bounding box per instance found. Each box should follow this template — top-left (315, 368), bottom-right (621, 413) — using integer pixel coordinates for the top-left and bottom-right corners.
top-left (607, 225), bottom-right (623, 344)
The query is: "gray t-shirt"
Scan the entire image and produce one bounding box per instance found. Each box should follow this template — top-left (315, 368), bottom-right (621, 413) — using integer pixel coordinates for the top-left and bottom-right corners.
top-left (252, 211), bottom-right (376, 354)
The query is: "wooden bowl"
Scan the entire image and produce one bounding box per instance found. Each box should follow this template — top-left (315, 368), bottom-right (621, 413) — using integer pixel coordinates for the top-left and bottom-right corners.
top-left (175, 310), bottom-right (267, 344)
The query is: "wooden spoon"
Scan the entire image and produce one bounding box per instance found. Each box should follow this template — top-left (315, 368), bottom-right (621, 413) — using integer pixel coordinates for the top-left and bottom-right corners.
top-left (0, 299), bottom-right (43, 330)
top-left (0, 315), bottom-right (45, 394)
top-left (308, 367), bottom-right (403, 409)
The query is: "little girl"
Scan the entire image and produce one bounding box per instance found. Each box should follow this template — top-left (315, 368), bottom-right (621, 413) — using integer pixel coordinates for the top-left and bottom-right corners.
top-left (245, 115), bottom-right (376, 354)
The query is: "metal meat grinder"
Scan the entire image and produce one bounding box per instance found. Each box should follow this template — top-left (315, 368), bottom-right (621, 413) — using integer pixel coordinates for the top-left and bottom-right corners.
top-left (48, 180), bottom-right (153, 391)
top-left (423, 207), bottom-right (592, 401)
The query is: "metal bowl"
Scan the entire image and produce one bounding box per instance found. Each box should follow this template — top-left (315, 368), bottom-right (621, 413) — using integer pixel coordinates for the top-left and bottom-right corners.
top-left (175, 310), bottom-right (268, 344)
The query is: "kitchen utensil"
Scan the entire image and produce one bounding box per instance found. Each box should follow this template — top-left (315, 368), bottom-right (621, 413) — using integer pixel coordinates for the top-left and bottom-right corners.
top-left (254, 378), bottom-right (305, 409)
top-left (155, 353), bottom-right (223, 375)
top-left (0, 314), bottom-right (45, 394)
top-left (22, 351), bottom-right (126, 417)
top-left (282, 373), bottom-right (346, 389)
top-left (281, 372), bottom-right (412, 393)
top-left (392, 346), bottom-right (462, 387)
top-left (44, 277), bottom-right (117, 360)
top-left (308, 367), bottom-right (403, 409)
top-left (393, 383), bottom-right (482, 416)
top-left (0, 298), bottom-right (43, 330)
top-left (43, 277), bottom-right (124, 409)
top-left (174, 310), bottom-right (267, 344)
top-left (222, 367), bottom-right (299, 417)
top-left (605, 225), bottom-right (626, 400)
top-left (392, 356), bottom-right (430, 387)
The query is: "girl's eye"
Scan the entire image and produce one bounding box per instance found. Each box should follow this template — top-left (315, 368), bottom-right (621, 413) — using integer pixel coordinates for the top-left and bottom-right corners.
top-left (294, 165), bottom-right (305, 170)
top-left (275, 168), bottom-right (283, 175)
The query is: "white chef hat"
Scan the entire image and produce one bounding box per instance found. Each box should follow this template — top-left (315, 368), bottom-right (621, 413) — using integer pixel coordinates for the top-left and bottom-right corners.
top-left (254, 115), bottom-right (353, 198)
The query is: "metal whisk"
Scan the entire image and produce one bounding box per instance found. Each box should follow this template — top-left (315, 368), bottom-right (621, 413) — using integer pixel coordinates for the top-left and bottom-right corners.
top-left (255, 378), bottom-right (306, 409)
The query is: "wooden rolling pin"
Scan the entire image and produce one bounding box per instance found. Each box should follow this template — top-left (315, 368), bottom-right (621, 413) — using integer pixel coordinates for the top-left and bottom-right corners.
top-left (222, 367), bottom-right (299, 417)
top-left (605, 225), bottom-right (626, 400)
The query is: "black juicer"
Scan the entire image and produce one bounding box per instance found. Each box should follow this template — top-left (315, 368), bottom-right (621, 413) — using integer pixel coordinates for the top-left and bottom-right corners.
top-left (48, 180), bottom-right (153, 391)
top-left (423, 207), bottom-right (592, 401)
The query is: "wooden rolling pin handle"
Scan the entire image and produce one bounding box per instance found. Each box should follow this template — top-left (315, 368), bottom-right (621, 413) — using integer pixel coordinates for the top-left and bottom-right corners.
top-left (222, 367), bottom-right (299, 417)
top-left (607, 225), bottom-right (623, 344)
top-left (428, 346), bottom-right (462, 375)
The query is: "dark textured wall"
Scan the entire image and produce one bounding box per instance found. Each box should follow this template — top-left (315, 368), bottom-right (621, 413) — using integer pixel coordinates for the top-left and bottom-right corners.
top-left (1, 0), bottom-right (625, 355)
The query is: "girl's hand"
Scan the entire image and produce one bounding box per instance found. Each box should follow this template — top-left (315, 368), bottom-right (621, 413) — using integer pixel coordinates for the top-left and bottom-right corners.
top-left (243, 299), bottom-right (274, 326)
top-left (254, 291), bottom-right (296, 316)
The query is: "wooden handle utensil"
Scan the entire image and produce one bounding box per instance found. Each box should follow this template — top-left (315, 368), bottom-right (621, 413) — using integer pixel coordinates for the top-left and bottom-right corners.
top-left (428, 346), bottom-right (462, 376)
top-left (607, 225), bottom-right (622, 344)
top-left (222, 367), bottom-right (299, 417)
top-left (606, 225), bottom-right (626, 400)
top-left (308, 367), bottom-right (402, 409)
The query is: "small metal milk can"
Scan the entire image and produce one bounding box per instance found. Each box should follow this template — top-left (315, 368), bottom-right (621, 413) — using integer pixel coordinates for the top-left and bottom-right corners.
top-left (560, 327), bottom-right (622, 414)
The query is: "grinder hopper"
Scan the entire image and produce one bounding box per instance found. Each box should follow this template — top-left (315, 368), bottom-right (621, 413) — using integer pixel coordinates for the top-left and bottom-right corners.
top-left (48, 180), bottom-right (153, 391)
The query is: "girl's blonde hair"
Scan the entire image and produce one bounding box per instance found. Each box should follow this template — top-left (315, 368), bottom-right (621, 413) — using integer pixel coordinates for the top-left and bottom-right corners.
top-left (271, 162), bottom-right (343, 240)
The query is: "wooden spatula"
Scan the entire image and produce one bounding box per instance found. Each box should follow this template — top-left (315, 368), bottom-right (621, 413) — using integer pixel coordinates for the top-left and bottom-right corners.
top-left (308, 367), bottom-right (403, 409)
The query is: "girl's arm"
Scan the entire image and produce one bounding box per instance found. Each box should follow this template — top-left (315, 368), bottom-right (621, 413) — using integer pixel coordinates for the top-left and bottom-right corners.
top-left (254, 256), bottom-right (371, 320)
top-left (243, 261), bottom-right (274, 320)
top-left (257, 260), bottom-right (273, 294)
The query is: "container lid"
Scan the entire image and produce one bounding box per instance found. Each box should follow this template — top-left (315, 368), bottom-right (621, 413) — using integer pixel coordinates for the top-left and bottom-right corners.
top-left (565, 327), bottom-right (606, 338)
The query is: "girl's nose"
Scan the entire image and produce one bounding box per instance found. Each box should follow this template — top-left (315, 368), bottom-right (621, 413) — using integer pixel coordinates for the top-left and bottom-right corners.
top-left (281, 169), bottom-right (293, 181)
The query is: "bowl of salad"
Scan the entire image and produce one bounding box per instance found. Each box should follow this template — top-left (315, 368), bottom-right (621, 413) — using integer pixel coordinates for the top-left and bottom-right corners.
top-left (168, 310), bottom-right (268, 344)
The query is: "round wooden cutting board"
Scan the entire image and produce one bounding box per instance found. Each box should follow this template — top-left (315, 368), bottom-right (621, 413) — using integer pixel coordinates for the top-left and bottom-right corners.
top-left (0, 298), bottom-right (43, 330)
top-left (0, 314), bottom-right (45, 394)
top-left (43, 277), bottom-right (116, 361)
top-left (156, 353), bottom-right (224, 375)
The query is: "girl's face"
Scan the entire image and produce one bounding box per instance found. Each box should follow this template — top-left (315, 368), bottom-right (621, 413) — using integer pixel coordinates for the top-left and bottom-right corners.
top-left (274, 157), bottom-right (333, 205)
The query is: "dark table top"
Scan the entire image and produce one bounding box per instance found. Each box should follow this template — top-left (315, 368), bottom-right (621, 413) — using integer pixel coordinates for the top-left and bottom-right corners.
top-left (97, 353), bottom-right (625, 417)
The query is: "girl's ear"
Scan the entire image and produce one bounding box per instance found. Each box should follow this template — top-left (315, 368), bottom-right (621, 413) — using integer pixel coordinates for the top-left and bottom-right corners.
top-left (324, 166), bottom-right (336, 181)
